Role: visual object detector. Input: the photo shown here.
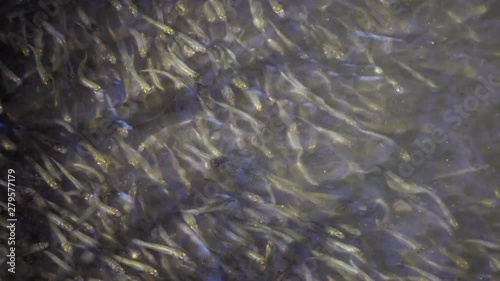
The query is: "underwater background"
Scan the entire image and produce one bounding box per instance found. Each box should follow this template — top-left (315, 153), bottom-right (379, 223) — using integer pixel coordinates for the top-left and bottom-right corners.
top-left (0, 0), bottom-right (499, 280)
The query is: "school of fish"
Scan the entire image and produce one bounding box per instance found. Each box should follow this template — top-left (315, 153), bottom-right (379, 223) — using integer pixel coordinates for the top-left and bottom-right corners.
top-left (0, 0), bottom-right (499, 280)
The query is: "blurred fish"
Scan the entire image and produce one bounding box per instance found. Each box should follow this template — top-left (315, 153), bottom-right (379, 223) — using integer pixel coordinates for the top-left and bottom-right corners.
top-left (44, 250), bottom-right (73, 273)
top-left (78, 54), bottom-right (103, 95)
top-left (131, 239), bottom-right (188, 260)
top-left (25, 155), bottom-right (59, 188)
top-left (248, 0), bottom-right (267, 32)
top-left (0, 60), bottom-right (21, 85)
top-left (112, 254), bottom-right (159, 277)
top-left (267, 0), bottom-right (285, 17)
top-left (208, 0), bottom-right (227, 22)
top-left (26, 43), bottom-right (51, 85)
top-left (41, 21), bottom-right (66, 47)
top-left (142, 14), bottom-right (175, 35)
top-left (129, 28), bottom-right (148, 58)
top-left (385, 171), bottom-right (459, 230)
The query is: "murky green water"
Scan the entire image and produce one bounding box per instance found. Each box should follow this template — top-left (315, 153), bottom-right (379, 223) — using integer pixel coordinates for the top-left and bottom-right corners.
top-left (0, 0), bottom-right (499, 280)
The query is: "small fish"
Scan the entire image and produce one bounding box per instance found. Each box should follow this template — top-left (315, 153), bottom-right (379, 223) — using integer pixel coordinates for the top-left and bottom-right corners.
top-left (286, 122), bottom-right (302, 151)
top-left (142, 14), bottom-right (175, 35)
top-left (268, 21), bottom-right (307, 58)
top-left (264, 242), bottom-right (274, 269)
top-left (25, 155), bottom-right (58, 188)
top-left (295, 150), bottom-right (319, 186)
top-left (94, 36), bottom-right (117, 64)
top-left (221, 85), bottom-right (235, 105)
top-left (385, 171), bottom-right (459, 230)
top-left (140, 69), bottom-right (187, 89)
top-left (146, 58), bottom-right (165, 91)
top-left (22, 188), bottom-right (47, 209)
top-left (167, 44), bottom-right (200, 79)
top-left (141, 157), bottom-right (165, 185)
top-left (245, 249), bottom-right (266, 268)
top-left (393, 59), bottom-right (439, 89)
top-left (77, 6), bottom-right (97, 33)
top-left (208, 0), bottom-right (227, 21)
top-left (78, 140), bottom-right (109, 172)
top-left (176, 0), bottom-right (188, 14)
top-left (100, 256), bottom-right (125, 275)
top-left (0, 60), bottom-right (21, 85)
top-left (364, 49), bottom-right (403, 93)
top-left (122, 0), bottom-right (139, 16)
top-left (112, 254), bottom-right (159, 277)
top-left (138, 134), bottom-right (162, 152)
top-left (44, 251), bottom-right (73, 273)
top-left (19, 43), bottom-right (31, 57)
top-left (173, 146), bottom-right (207, 174)
top-left (337, 81), bottom-right (383, 112)
top-left (78, 55), bottom-right (102, 93)
top-left (248, 0), bottom-right (266, 32)
top-left (107, 0), bottom-right (122, 11)
top-left (46, 212), bottom-right (72, 232)
top-left (114, 137), bottom-right (142, 166)
top-left (314, 251), bottom-right (369, 280)
top-left (267, 0), bottom-right (284, 17)
top-left (325, 238), bottom-right (363, 258)
top-left (47, 201), bottom-right (96, 234)
top-left (72, 162), bottom-right (105, 183)
top-left (203, 1), bottom-right (217, 23)
top-left (207, 95), bottom-right (263, 133)
top-left (231, 76), bottom-right (248, 90)
top-left (324, 226), bottom-right (345, 239)
top-left (24, 242), bottom-right (49, 255)
top-left (114, 120), bottom-right (133, 137)
top-left (60, 103), bottom-right (72, 123)
top-left (265, 173), bottom-right (317, 204)
top-left (266, 38), bottom-right (285, 56)
top-left (185, 18), bottom-right (210, 44)
top-left (70, 229), bottom-right (99, 248)
top-left (407, 201), bottom-right (454, 235)
top-left (49, 222), bottom-right (73, 255)
top-left (177, 223), bottom-right (212, 260)
top-left (131, 239), bottom-right (188, 260)
top-left (39, 151), bottom-right (61, 182)
top-left (41, 21), bottom-right (66, 46)
top-left (117, 41), bottom-right (154, 94)
top-left (386, 226), bottom-right (426, 253)
top-left (353, 29), bottom-right (405, 43)
top-left (464, 239), bottom-right (500, 250)
top-left (26, 44), bottom-right (51, 85)
top-left (129, 28), bottom-right (148, 58)
top-left (403, 264), bottom-right (442, 281)
top-left (242, 192), bottom-right (266, 204)
top-left (436, 246), bottom-right (469, 270)
top-left (34, 29), bottom-right (44, 56)
top-left (164, 144), bottom-right (191, 188)
top-left (280, 66), bottom-right (358, 127)
top-left (175, 32), bottom-right (206, 53)
top-left (299, 118), bottom-right (352, 146)
top-left (313, 24), bottom-right (346, 60)
top-left (0, 135), bottom-right (17, 151)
